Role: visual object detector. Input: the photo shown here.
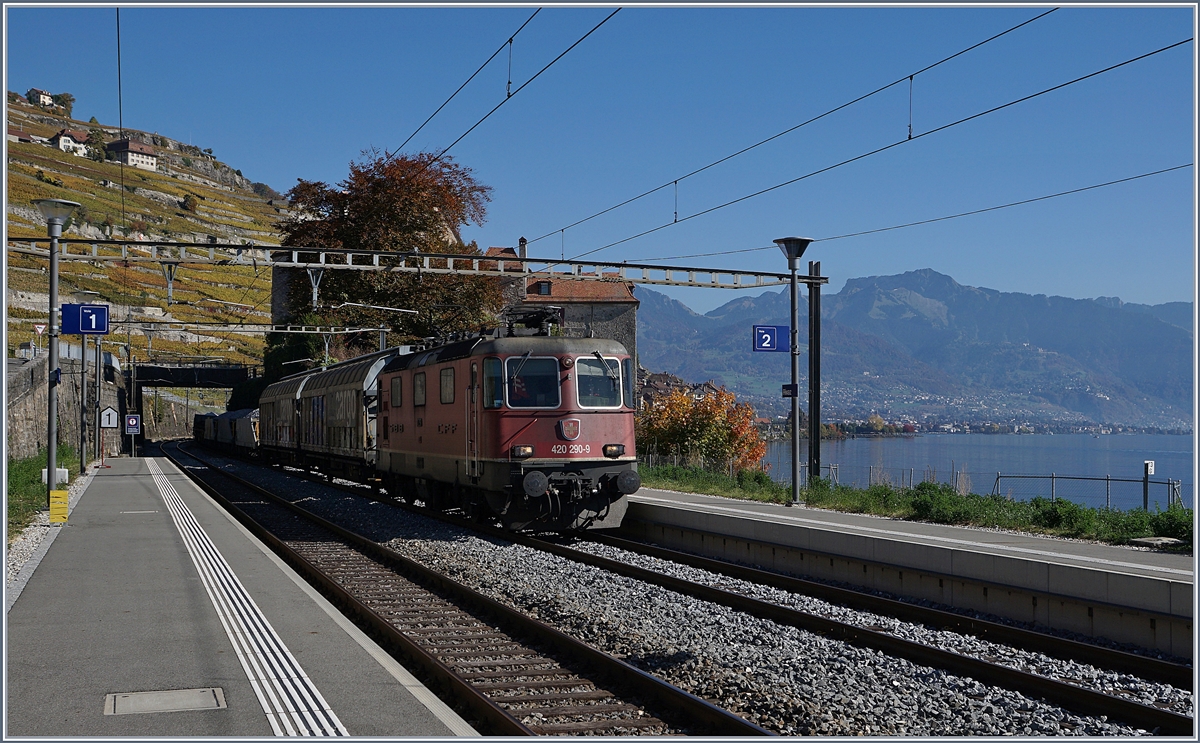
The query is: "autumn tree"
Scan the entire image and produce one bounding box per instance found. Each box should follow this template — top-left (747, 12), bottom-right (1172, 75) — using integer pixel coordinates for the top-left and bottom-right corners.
top-left (50, 92), bottom-right (74, 116)
top-left (637, 387), bottom-right (767, 471)
top-left (272, 148), bottom-right (500, 360)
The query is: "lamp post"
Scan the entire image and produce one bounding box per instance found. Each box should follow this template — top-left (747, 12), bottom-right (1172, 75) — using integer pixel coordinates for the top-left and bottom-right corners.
top-left (774, 237), bottom-right (814, 507)
top-left (33, 198), bottom-right (80, 508)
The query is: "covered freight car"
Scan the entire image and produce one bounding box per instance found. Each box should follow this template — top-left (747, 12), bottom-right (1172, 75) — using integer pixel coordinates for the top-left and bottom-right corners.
top-left (259, 348), bottom-right (400, 479)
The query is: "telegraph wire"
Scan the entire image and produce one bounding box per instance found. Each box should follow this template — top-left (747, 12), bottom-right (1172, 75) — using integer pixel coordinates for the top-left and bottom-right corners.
top-left (422, 8), bottom-right (620, 170)
top-left (816, 164), bottom-right (1193, 243)
top-left (386, 8), bottom-right (541, 161)
top-left (630, 164), bottom-right (1193, 263)
top-left (568, 37), bottom-right (1193, 261)
top-left (527, 8), bottom-right (1059, 245)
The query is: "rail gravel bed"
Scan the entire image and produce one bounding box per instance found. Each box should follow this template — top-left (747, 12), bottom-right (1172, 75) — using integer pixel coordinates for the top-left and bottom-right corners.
top-left (205, 454), bottom-right (1189, 736)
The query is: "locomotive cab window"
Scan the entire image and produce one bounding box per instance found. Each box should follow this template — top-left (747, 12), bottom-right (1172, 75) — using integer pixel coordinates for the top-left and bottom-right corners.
top-left (483, 357), bottom-right (504, 409)
top-left (413, 372), bottom-right (426, 406)
top-left (576, 356), bottom-right (622, 408)
top-left (440, 367), bottom-right (455, 404)
top-left (390, 376), bottom-right (402, 407)
top-left (505, 356), bottom-right (560, 409)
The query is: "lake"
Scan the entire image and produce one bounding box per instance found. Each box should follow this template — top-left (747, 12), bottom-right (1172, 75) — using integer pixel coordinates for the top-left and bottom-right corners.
top-left (760, 434), bottom-right (1194, 510)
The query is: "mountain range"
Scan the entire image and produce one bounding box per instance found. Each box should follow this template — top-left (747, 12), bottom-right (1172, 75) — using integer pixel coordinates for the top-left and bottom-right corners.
top-left (636, 269), bottom-right (1193, 429)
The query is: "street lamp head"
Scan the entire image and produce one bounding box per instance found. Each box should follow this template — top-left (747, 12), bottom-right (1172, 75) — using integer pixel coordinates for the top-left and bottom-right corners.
top-left (32, 198), bottom-right (81, 225)
top-left (774, 237), bottom-right (815, 267)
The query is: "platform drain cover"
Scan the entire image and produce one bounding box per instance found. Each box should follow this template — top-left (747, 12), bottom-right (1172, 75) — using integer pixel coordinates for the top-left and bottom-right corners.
top-left (104, 687), bottom-right (226, 715)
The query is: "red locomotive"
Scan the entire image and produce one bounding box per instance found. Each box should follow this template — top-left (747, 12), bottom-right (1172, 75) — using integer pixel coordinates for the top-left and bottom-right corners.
top-left (376, 336), bottom-right (639, 530)
top-left (251, 335), bottom-right (640, 531)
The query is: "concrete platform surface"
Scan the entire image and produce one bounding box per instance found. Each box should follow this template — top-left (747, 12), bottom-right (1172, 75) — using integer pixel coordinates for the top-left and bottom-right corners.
top-left (631, 488), bottom-right (1193, 580)
top-left (626, 490), bottom-right (1194, 654)
top-left (5, 456), bottom-right (475, 738)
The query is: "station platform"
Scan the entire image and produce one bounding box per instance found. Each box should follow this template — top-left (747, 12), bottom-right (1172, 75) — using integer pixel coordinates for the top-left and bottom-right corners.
top-left (5, 457), bottom-right (476, 737)
top-left (624, 488), bottom-right (1194, 657)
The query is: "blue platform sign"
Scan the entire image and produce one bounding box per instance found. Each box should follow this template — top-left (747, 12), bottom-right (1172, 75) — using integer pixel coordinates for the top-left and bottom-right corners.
top-left (752, 325), bottom-right (790, 352)
top-left (61, 304), bottom-right (110, 335)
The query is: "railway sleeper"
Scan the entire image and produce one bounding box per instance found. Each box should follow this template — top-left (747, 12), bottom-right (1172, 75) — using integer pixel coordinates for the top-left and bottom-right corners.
top-left (431, 647), bottom-right (542, 658)
top-left (510, 702), bottom-right (643, 716)
top-left (459, 669), bottom-right (585, 681)
top-left (449, 658), bottom-right (563, 670)
top-left (485, 690), bottom-right (617, 701)
top-left (468, 681), bottom-right (600, 696)
top-left (527, 717), bottom-right (669, 735)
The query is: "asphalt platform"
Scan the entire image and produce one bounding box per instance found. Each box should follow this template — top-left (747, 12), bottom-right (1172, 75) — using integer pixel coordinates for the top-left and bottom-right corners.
top-left (5, 456), bottom-right (476, 737)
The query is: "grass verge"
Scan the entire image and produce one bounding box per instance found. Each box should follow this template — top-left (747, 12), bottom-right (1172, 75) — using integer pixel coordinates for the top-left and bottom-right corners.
top-left (6, 446), bottom-right (81, 542)
top-left (639, 464), bottom-right (1193, 548)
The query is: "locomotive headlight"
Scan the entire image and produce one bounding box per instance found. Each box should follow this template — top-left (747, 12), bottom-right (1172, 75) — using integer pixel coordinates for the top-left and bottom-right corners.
top-left (603, 444), bottom-right (625, 458)
top-left (511, 444), bottom-right (534, 459)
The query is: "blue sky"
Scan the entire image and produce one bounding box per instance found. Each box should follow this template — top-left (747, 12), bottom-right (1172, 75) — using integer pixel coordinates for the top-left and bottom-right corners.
top-left (5, 3), bottom-right (1195, 313)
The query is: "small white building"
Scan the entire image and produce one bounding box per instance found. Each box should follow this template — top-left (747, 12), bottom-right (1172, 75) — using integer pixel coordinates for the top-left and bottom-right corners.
top-left (105, 138), bottom-right (158, 171)
top-left (49, 128), bottom-right (89, 155)
top-left (27, 88), bottom-right (53, 106)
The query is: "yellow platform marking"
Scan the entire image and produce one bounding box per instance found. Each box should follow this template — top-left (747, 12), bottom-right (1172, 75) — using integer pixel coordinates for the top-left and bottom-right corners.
top-left (49, 490), bottom-right (69, 523)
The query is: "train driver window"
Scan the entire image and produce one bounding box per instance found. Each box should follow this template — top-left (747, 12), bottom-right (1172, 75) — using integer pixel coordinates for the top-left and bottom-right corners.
top-left (505, 356), bottom-right (560, 408)
top-left (576, 356), bottom-right (622, 408)
top-left (413, 372), bottom-right (426, 406)
top-left (390, 376), bottom-right (402, 407)
top-left (483, 357), bottom-right (504, 408)
top-left (440, 367), bottom-right (455, 404)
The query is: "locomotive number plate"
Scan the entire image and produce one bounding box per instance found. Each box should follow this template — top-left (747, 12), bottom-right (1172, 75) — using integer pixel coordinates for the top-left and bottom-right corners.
top-left (550, 443), bottom-right (592, 455)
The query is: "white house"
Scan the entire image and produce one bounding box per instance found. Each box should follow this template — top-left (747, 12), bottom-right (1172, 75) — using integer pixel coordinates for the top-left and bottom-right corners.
top-left (49, 128), bottom-right (89, 156)
top-left (27, 88), bottom-right (53, 106)
top-left (105, 138), bottom-right (158, 171)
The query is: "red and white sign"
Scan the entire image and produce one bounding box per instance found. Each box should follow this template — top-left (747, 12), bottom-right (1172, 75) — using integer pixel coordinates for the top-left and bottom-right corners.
top-left (559, 419), bottom-right (581, 441)
top-left (34, 324), bottom-right (46, 335)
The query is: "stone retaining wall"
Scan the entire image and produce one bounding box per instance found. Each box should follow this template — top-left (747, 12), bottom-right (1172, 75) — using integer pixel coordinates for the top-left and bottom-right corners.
top-left (7, 354), bottom-right (124, 461)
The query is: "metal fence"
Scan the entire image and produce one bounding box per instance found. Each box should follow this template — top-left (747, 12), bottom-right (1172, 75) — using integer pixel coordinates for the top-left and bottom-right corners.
top-left (989, 473), bottom-right (1188, 510)
top-left (811, 463), bottom-right (1192, 511)
top-left (638, 453), bottom-right (1193, 511)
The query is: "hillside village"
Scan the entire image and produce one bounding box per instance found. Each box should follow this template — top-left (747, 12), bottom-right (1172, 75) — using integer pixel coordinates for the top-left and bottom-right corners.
top-left (6, 89), bottom-right (287, 371)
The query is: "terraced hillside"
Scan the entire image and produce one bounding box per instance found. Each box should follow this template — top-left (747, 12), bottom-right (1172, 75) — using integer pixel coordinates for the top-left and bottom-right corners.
top-left (7, 99), bottom-right (280, 366)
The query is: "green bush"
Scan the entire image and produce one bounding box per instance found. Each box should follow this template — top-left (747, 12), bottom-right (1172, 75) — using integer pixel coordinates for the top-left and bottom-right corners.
top-left (1151, 504), bottom-right (1193, 542)
top-left (910, 485), bottom-right (974, 524)
top-left (642, 464), bottom-right (788, 503)
top-left (1025, 497), bottom-right (1097, 536)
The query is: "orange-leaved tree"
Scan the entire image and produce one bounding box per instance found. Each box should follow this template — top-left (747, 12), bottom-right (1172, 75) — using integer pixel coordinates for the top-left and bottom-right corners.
top-left (637, 387), bottom-right (767, 471)
top-left (268, 148), bottom-right (502, 375)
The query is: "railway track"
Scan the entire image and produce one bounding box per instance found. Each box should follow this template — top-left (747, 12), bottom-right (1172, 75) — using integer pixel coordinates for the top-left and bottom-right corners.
top-left (571, 534), bottom-right (1193, 688)
top-left (163, 442), bottom-right (769, 737)
top-left (176, 445), bottom-right (1194, 735)
top-left (268, 454), bottom-right (1193, 690)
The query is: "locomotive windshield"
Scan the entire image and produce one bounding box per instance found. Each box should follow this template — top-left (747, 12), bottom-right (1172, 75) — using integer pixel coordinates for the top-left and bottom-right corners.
top-left (505, 357), bottom-right (560, 408)
top-left (576, 356), bottom-right (622, 408)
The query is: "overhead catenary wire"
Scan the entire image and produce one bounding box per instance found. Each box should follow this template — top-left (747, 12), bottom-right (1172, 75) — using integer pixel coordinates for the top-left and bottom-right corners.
top-left (386, 8), bottom-right (541, 161)
top-left (629, 164), bottom-right (1194, 263)
top-left (568, 37), bottom-right (1193, 262)
top-left (527, 8), bottom-right (1059, 246)
top-left (419, 8), bottom-right (621, 172)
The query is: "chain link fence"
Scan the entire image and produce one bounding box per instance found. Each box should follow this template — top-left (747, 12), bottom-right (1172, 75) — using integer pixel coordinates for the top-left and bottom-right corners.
top-left (638, 450), bottom-right (1192, 512)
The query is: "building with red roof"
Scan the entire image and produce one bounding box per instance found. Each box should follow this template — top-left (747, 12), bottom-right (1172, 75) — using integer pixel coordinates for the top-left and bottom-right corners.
top-left (487, 245), bottom-right (639, 362)
top-left (49, 128), bottom-right (89, 155)
top-left (105, 138), bottom-right (158, 171)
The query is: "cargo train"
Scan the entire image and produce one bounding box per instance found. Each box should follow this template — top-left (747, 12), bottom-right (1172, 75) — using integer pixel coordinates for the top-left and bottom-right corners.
top-left (196, 335), bottom-right (640, 531)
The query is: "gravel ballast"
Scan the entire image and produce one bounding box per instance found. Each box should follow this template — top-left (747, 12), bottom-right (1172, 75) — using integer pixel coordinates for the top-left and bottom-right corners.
top-left (191, 452), bottom-right (1192, 736)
